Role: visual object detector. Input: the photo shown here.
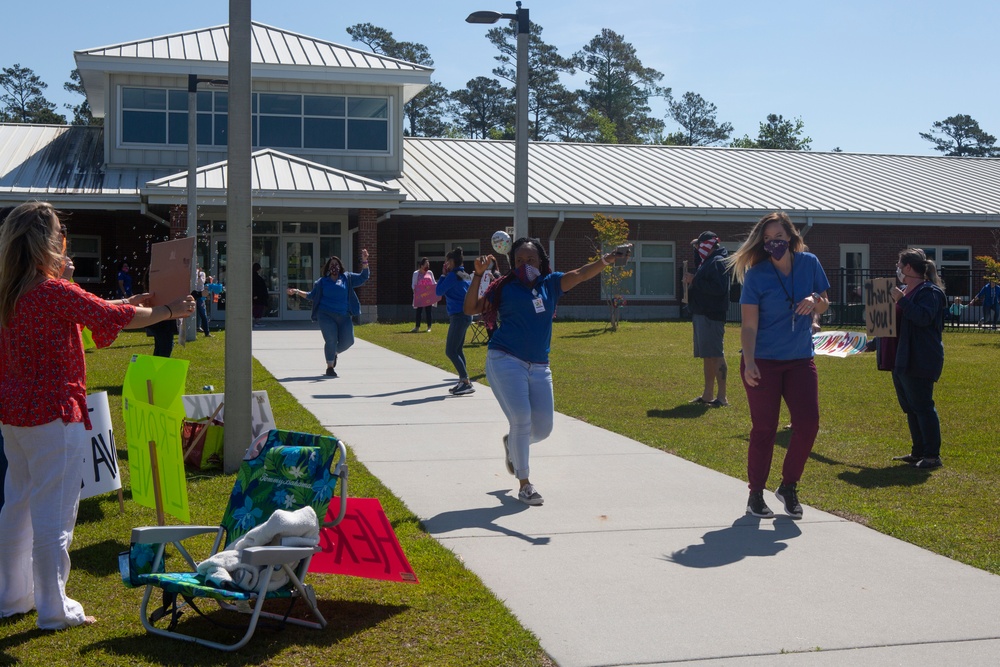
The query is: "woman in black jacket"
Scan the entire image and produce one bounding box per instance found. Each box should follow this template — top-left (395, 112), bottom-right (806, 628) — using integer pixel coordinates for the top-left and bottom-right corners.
top-left (888, 248), bottom-right (947, 469)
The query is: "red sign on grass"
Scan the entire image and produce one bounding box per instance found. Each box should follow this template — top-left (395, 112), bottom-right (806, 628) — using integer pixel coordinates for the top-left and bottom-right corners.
top-left (310, 497), bottom-right (418, 583)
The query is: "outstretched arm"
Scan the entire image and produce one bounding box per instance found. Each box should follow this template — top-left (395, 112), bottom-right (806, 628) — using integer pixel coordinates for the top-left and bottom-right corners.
top-left (560, 251), bottom-right (617, 293)
top-left (464, 254), bottom-right (495, 315)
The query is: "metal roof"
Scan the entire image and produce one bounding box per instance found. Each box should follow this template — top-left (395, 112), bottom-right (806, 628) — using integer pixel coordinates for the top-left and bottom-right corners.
top-left (3, 123), bottom-right (1000, 223)
top-left (74, 22), bottom-right (433, 115)
top-left (390, 138), bottom-right (1000, 223)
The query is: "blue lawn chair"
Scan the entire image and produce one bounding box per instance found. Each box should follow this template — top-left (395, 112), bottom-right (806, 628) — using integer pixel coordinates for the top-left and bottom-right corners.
top-left (121, 429), bottom-right (349, 651)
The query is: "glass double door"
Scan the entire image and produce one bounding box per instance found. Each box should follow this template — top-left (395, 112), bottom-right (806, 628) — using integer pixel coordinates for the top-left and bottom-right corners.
top-left (283, 238), bottom-right (318, 320)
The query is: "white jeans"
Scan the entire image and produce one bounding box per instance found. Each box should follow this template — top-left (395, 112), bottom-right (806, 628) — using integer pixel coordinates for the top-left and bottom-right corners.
top-left (0, 419), bottom-right (88, 629)
top-left (485, 349), bottom-right (554, 480)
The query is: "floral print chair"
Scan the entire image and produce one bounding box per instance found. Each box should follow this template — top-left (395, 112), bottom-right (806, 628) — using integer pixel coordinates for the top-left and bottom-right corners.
top-left (121, 429), bottom-right (349, 651)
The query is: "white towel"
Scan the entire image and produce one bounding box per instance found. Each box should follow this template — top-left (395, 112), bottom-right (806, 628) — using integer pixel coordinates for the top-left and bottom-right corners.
top-left (197, 506), bottom-right (319, 591)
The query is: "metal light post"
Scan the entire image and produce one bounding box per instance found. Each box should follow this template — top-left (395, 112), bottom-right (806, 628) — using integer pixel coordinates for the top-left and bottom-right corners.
top-left (187, 75), bottom-right (227, 342)
top-left (467, 2), bottom-right (529, 241)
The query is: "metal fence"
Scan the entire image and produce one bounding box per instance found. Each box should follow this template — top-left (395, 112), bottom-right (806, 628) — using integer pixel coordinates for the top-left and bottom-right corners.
top-left (722, 268), bottom-right (997, 329)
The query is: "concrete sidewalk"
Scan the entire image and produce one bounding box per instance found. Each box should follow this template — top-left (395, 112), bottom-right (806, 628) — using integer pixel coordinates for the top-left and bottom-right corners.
top-left (252, 327), bottom-right (1000, 666)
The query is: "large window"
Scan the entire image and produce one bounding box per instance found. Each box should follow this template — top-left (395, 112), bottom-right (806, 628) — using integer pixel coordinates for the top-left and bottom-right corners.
top-left (923, 246), bottom-right (972, 297)
top-left (68, 236), bottom-right (101, 284)
top-left (613, 242), bottom-right (676, 299)
top-left (121, 87), bottom-right (388, 152)
top-left (416, 240), bottom-right (480, 277)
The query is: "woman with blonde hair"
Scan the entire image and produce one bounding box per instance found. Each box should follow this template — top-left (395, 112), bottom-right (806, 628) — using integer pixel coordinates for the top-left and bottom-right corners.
top-left (0, 201), bottom-right (195, 630)
top-left (729, 211), bottom-right (830, 519)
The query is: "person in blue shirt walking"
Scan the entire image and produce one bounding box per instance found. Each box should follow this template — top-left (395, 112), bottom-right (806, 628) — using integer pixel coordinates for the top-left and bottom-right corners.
top-left (972, 275), bottom-right (999, 328)
top-left (464, 237), bottom-right (619, 506)
top-left (729, 212), bottom-right (830, 520)
top-left (436, 248), bottom-right (474, 395)
top-left (287, 249), bottom-right (369, 377)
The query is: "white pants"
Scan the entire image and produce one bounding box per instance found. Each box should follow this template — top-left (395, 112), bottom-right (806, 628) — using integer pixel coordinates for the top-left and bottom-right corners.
top-left (0, 419), bottom-right (88, 629)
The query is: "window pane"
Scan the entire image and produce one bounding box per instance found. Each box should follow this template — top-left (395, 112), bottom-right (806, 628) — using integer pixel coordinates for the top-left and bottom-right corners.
top-left (71, 237), bottom-right (99, 253)
top-left (641, 244), bottom-right (673, 259)
top-left (123, 111), bottom-right (166, 143)
top-left (639, 261), bottom-right (673, 296)
top-left (418, 242), bottom-right (446, 255)
top-left (252, 221), bottom-right (279, 234)
top-left (923, 248), bottom-right (937, 261)
top-left (304, 118), bottom-right (345, 149)
top-left (942, 248), bottom-right (969, 262)
top-left (305, 95), bottom-right (345, 117)
top-left (168, 90), bottom-right (188, 111)
top-left (347, 119), bottom-right (388, 151)
top-left (122, 88), bottom-right (166, 110)
top-left (618, 272), bottom-right (636, 296)
top-left (320, 238), bottom-right (342, 262)
top-left (72, 257), bottom-right (100, 280)
top-left (319, 221), bottom-right (342, 235)
top-left (348, 97), bottom-right (387, 119)
top-left (167, 112), bottom-right (213, 145)
top-left (259, 116), bottom-right (301, 148)
top-left (214, 114), bottom-right (228, 146)
top-left (214, 91), bottom-right (228, 112)
top-left (283, 222), bottom-right (318, 234)
top-left (196, 90), bottom-right (212, 112)
top-left (259, 93), bottom-right (301, 115)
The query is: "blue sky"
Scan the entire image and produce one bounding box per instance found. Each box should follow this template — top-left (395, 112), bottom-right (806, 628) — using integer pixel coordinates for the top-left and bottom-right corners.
top-left (3, 0), bottom-right (998, 155)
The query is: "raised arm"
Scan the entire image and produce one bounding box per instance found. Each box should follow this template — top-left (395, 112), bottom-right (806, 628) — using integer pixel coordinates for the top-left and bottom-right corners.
top-left (560, 251), bottom-right (618, 293)
top-left (464, 254), bottom-right (495, 315)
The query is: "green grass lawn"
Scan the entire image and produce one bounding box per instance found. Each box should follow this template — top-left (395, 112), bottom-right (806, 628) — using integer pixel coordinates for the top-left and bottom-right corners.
top-left (356, 320), bottom-right (1000, 575)
top-left (0, 330), bottom-right (551, 667)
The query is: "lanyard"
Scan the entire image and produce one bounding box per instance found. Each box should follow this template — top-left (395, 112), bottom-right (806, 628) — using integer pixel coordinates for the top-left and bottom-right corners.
top-left (770, 254), bottom-right (797, 331)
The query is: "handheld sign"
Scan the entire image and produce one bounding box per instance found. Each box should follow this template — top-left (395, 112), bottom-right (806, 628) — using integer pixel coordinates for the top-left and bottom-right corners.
top-left (310, 498), bottom-right (418, 583)
top-left (148, 236), bottom-right (195, 307)
top-left (79, 392), bottom-right (122, 500)
top-left (864, 278), bottom-right (897, 338)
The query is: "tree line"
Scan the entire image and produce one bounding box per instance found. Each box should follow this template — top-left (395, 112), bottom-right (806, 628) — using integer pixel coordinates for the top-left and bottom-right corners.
top-left (2, 20), bottom-right (998, 156)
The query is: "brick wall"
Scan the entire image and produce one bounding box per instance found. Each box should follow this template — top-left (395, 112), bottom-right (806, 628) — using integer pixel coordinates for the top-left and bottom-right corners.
top-left (358, 209), bottom-right (378, 307)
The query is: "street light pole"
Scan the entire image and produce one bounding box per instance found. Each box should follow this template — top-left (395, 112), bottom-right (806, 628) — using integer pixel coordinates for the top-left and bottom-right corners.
top-left (467, 2), bottom-right (530, 241)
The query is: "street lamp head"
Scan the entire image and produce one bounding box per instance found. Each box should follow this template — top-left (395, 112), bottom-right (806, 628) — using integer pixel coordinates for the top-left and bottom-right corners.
top-left (466, 10), bottom-right (504, 24)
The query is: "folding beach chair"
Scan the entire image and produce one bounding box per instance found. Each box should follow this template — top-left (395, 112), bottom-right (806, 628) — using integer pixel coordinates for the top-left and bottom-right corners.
top-left (121, 429), bottom-right (349, 651)
top-left (469, 315), bottom-right (489, 344)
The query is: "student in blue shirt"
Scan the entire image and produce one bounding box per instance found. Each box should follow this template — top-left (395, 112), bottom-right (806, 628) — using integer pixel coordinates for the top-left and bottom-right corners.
top-left (464, 237), bottom-right (621, 506)
top-left (973, 276), bottom-right (999, 328)
top-left (436, 248), bottom-right (474, 395)
top-left (287, 249), bottom-right (369, 377)
top-left (729, 212), bottom-right (830, 520)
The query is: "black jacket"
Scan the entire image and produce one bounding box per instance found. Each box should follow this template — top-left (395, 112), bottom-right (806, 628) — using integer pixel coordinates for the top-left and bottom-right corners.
top-left (895, 281), bottom-right (946, 380)
top-left (688, 246), bottom-right (730, 321)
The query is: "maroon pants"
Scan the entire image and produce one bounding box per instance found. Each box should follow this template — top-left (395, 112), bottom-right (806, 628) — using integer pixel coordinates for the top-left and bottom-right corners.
top-left (740, 357), bottom-right (819, 492)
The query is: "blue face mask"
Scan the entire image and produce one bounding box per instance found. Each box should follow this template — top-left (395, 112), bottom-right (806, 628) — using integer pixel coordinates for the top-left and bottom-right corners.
top-left (764, 239), bottom-right (789, 261)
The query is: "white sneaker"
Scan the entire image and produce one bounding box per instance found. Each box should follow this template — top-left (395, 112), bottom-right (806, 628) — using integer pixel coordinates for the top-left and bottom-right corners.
top-left (518, 484), bottom-right (543, 506)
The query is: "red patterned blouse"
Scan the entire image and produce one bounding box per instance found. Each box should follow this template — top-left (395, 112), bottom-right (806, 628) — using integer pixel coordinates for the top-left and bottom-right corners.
top-left (0, 279), bottom-right (135, 429)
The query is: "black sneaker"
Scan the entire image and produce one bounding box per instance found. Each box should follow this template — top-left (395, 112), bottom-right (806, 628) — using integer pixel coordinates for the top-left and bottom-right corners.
top-left (892, 454), bottom-right (921, 464)
top-left (452, 382), bottom-right (475, 396)
top-left (746, 491), bottom-right (774, 518)
top-left (448, 381), bottom-right (463, 394)
top-left (325, 367), bottom-right (338, 378)
top-left (774, 484), bottom-right (803, 519)
top-left (913, 456), bottom-right (943, 469)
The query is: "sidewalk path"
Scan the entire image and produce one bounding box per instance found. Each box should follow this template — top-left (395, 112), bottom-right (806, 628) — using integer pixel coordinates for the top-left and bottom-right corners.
top-left (253, 328), bottom-right (1000, 666)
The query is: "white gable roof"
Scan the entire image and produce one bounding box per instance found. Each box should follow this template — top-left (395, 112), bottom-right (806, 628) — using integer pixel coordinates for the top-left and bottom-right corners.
top-left (75, 22), bottom-right (433, 115)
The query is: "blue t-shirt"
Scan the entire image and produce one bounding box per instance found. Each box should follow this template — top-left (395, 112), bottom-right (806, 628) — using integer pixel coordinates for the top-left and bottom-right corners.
top-left (740, 252), bottom-right (830, 360)
top-left (436, 268), bottom-right (471, 315)
top-left (488, 272), bottom-right (565, 364)
top-left (308, 275), bottom-right (350, 315)
top-left (117, 270), bottom-right (132, 297)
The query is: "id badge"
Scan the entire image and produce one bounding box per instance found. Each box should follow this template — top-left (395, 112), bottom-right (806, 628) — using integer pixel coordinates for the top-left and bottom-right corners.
top-left (532, 296), bottom-right (546, 313)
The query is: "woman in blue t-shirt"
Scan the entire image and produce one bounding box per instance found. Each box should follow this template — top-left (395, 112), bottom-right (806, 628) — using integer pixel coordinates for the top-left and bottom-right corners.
top-left (729, 212), bottom-right (830, 520)
top-left (287, 249), bottom-right (369, 377)
top-left (464, 237), bottom-right (620, 506)
top-left (435, 248), bottom-right (474, 395)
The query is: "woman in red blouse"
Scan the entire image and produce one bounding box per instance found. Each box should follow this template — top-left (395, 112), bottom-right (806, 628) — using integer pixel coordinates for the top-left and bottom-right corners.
top-left (0, 201), bottom-right (195, 630)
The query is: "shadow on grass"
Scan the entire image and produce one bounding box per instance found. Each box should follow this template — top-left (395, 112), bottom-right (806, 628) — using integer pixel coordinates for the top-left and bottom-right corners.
top-left (71, 539), bottom-right (126, 577)
top-left (662, 515), bottom-right (802, 568)
top-left (558, 327), bottom-right (610, 339)
top-left (0, 621), bottom-right (49, 665)
top-left (80, 599), bottom-right (408, 665)
top-left (837, 465), bottom-right (932, 489)
top-left (421, 490), bottom-right (550, 546)
top-left (646, 404), bottom-right (712, 419)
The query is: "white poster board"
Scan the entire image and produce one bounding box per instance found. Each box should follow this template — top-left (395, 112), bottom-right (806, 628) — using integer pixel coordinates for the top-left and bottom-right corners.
top-left (182, 391), bottom-right (276, 442)
top-left (79, 391), bottom-right (122, 500)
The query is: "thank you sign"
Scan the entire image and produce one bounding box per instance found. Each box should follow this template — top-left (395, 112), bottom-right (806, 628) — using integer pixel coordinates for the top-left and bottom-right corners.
top-left (865, 277), bottom-right (897, 338)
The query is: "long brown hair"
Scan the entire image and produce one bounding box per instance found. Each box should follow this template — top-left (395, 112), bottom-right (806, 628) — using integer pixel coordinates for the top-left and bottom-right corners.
top-left (322, 255), bottom-right (345, 277)
top-left (0, 201), bottom-right (66, 327)
top-left (898, 248), bottom-right (944, 289)
top-left (727, 211), bottom-right (808, 283)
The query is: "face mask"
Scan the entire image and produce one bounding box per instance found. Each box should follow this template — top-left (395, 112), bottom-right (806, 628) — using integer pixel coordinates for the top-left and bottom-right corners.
top-left (763, 239), bottom-right (789, 261)
top-left (896, 267), bottom-right (906, 282)
top-left (515, 264), bottom-right (540, 284)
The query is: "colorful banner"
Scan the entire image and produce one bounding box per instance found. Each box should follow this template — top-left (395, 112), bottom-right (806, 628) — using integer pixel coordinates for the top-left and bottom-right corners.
top-left (310, 497), bottom-right (418, 583)
top-left (122, 354), bottom-right (190, 522)
top-left (79, 391), bottom-right (121, 500)
top-left (813, 330), bottom-right (869, 358)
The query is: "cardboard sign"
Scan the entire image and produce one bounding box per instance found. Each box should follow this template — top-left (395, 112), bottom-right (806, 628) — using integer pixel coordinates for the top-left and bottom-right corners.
top-left (79, 392), bottom-right (122, 500)
top-left (122, 354), bottom-right (191, 522)
top-left (310, 498), bottom-right (418, 583)
top-left (182, 391), bottom-right (276, 442)
top-left (414, 280), bottom-right (439, 307)
top-left (149, 236), bottom-right (195, 307)
top-left (864, 277), bottom-right (897, 338)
